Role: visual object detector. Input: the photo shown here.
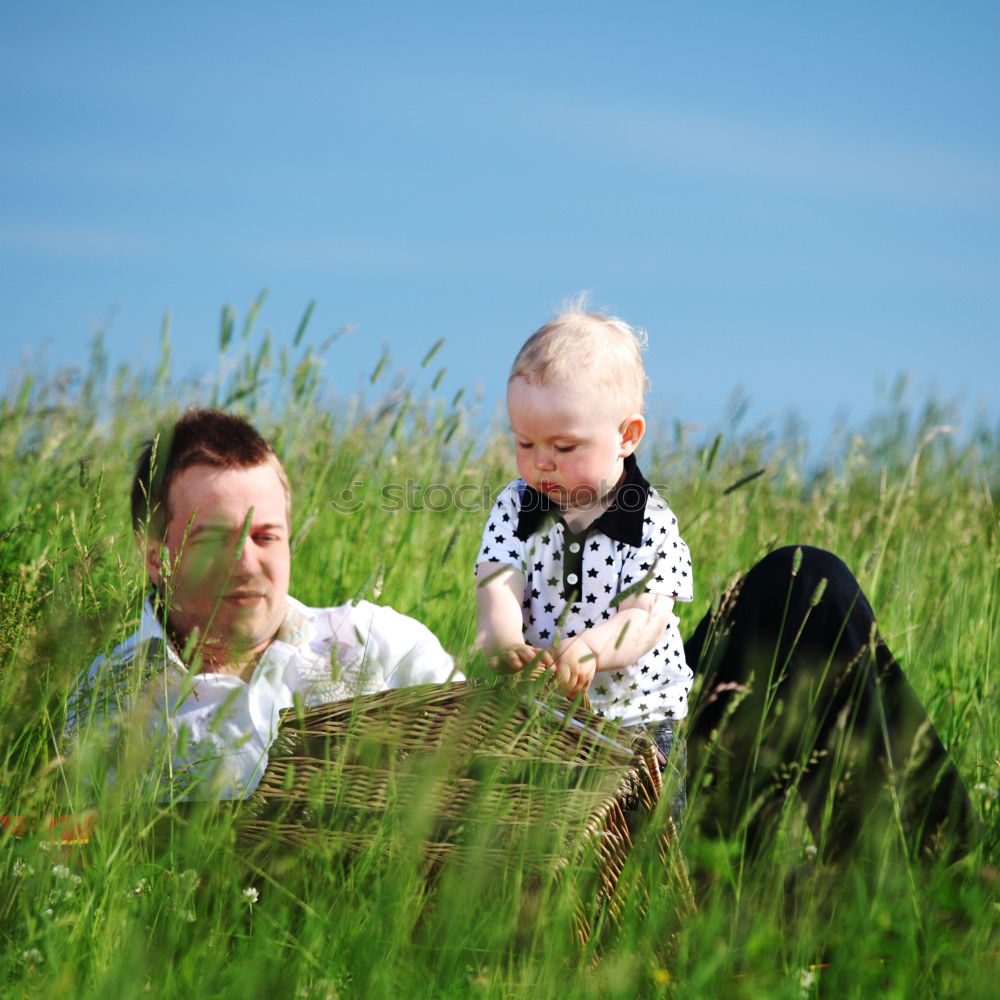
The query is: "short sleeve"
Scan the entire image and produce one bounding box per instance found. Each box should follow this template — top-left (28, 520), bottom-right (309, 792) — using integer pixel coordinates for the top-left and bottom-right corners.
top-left (64, 637), bottom-right (177, 750)
top-left (620, 497), bottom-right (693, 603)
top-left (476, 482), bottom-right (528, 573)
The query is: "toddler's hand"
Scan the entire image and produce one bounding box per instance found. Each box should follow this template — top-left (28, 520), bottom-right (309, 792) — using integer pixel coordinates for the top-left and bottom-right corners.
top-left (489, 643), bottom-right (555, 676)
top-left (553, 639), bottom-right (597, 699)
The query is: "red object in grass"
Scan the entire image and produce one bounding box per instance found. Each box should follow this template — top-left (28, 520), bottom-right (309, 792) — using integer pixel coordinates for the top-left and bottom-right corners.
top-left (1, 813), bottom-right (94, 844)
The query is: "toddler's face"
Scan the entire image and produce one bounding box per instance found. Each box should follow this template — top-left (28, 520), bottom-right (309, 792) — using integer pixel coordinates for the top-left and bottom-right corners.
top-left (507, 375), bottom-right (642, 512)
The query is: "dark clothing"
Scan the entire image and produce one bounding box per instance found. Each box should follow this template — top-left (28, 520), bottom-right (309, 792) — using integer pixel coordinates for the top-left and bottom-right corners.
top-left (684, 546), bottom-right (980, 862)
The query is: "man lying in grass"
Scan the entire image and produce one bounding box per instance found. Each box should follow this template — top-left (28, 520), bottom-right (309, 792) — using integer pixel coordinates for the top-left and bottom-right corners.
top-left (64, 408), bottom-right (460, 801)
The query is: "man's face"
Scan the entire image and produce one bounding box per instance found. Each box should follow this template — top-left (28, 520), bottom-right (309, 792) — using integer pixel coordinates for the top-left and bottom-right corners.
top-left (145, 461), bottom-right (291, 666)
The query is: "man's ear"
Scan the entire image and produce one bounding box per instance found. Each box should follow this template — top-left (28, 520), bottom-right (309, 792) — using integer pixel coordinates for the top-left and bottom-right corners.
top-left (139, 532), bottom-right (165, 587)
top-left (619, 414), bottom-right (646, 456)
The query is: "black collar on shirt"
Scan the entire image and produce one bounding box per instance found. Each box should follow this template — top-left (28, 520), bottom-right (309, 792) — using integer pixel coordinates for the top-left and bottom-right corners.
top-left (513, 454), bottom-right (652, 547)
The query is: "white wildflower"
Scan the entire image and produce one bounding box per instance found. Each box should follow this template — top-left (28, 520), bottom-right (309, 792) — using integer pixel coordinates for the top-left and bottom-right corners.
top-left (242, 886), bottom-right (259, 905)
top-left (803, 844), bottom-right (818, 863)
top-left (797, 967), bottom-right (817, 994)
top-left (13, 859), bottom-right (34, 877)
top-left (51, 864), bottom-right (83, 885)
top-left (177, 869), bottom-right (200, 890)
top-left (22, 948), bottom-right (43, 965)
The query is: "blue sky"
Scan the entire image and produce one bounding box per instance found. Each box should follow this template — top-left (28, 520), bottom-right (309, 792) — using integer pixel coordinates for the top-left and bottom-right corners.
top-left (2, 1), bottom-right (998, 451)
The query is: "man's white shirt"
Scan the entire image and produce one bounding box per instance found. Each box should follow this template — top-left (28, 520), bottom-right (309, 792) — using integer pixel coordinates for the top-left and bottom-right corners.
top-left (66, 595), bottom-right (460, 801)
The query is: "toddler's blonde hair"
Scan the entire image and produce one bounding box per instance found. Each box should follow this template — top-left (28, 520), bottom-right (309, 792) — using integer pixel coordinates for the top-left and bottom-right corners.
top-left (509, 299), bottom-right (649, 416)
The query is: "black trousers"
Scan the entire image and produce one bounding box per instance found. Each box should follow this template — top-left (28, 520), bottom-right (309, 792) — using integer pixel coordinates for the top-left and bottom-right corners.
top-left (684, 546), bottom-right (980, 862)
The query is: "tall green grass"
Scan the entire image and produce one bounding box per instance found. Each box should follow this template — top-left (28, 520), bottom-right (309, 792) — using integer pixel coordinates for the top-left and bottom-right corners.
top-left (1, 303), bottom-right (997, 998)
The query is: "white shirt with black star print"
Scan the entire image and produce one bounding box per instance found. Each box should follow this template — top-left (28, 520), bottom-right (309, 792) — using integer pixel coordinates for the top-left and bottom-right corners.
top-left (476, 456), bottom-right (693, 727)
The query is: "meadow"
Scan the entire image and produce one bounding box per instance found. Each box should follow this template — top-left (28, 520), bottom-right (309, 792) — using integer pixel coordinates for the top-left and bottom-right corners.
top-left (1, 304), bottom-right (997, 998)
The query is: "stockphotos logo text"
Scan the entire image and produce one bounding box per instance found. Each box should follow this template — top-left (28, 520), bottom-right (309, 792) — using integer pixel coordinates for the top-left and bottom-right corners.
top-left (329, 479), bottom-right (664, 514)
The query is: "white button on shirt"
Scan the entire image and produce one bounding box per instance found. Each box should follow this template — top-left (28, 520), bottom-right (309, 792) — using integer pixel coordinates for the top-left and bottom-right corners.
top-left (66, 595), bottom-right (461, 801)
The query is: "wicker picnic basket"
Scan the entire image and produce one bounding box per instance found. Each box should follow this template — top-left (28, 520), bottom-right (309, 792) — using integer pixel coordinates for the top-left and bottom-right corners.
top-left (236, 679), bottom-right (693, 942)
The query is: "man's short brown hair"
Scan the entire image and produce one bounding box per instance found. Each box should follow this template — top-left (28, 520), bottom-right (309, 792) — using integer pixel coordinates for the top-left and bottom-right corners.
top-left (132, 409), bottom-right (291, 538)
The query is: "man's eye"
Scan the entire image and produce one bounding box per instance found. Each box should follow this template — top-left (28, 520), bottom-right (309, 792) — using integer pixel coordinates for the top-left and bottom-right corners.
top-left (192, 534), bottom-right (226, 546)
